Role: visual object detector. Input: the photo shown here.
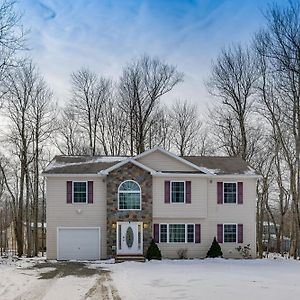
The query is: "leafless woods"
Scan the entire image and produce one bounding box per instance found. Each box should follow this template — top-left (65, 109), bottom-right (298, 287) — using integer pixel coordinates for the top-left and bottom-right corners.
top-left (0, 0), bottom-right (299, 258)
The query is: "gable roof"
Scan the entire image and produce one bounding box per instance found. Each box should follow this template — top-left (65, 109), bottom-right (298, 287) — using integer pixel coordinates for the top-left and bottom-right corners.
top-left (99, 158), bottom-right (156, 175)
top-left (42, 148), bottom-right (257, 177)
top-left (43, 155), bottom-right (128, 174)
top-left (134, 147), bottom-right (213, 174)
top-left (182, 156), bottom-right (256, 175)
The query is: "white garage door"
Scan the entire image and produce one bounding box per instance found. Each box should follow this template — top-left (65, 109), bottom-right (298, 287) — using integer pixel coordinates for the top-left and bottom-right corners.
top-left (57, 228), bottom-right (100, 260)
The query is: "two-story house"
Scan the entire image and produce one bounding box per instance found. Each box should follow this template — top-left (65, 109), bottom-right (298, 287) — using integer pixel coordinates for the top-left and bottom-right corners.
top-left (43, 147), bottom-right (258, 260)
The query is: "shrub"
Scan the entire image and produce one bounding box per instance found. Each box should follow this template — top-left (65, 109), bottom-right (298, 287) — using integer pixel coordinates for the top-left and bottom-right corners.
top-left (206, 237), bottom-right (223, 258)
top-left (177, 248), bottom-right (188, 259)
top-left (146, 239), bottom-right (162, 260)
top-left (236, 244), bottom-right (252, 259)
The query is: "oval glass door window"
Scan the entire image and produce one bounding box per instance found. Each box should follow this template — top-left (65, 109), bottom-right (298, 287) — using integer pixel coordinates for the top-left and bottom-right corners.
top-left (126, 226), bottom-right (134, 248)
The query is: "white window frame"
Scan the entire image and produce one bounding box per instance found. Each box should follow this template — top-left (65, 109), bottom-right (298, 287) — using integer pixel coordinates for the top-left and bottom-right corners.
top-left (223, 223), bottom-right (237, 243)
top-left (118, 180), bottom-right (142, 211)
top-left (159, 223), bottom-right (195, 243)
top-left (159, 223), bottom-right (168, 243)
top-left (186, 223), bottom-right (195, 243)
top-left (72, 181), bottom-right (88, 204)
top-left (223, 182), bottom-right (237, 204)
top-left (170, 181), bottom-right (186, 204)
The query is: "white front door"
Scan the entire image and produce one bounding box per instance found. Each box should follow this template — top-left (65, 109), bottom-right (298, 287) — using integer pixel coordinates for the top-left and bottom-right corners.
top-left (117, 222), bottom-right (143, 255)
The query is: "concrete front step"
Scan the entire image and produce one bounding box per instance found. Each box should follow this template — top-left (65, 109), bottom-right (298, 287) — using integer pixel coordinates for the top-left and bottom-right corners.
top-left (115, 255), bottom-right (145, 263)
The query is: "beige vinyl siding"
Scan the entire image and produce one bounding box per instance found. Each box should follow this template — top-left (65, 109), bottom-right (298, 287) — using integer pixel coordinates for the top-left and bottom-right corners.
top-left (153, 177), bottom-right (257, 259)
top-left (207, 177), bottom-right (256, 258)
top-left (153, 176), bottom-right (208, 219)
top-left (137, 150), bottom-right (197, 172)
top-left (46, 176), bottom-right (107, 259)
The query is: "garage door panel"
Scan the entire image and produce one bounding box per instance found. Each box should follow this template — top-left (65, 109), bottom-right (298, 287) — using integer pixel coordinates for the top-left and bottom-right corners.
top-left (58, 228), bottom-right (100, 260)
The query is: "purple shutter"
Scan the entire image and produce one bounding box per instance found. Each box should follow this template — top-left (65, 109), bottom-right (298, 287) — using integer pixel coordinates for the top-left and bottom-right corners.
top-left (217, 182), bottom-right (223, 204)
top-left (238, 224), bottom-right (243, 243)
top-left (195, 224), bottom-right (201, 243)
top-left (238, 182), bottom-right (243, 204)
top-left (67, 181), bottom-right (72, 204)
top-left (185, 181), bottom-right (191, 204)
top-left (164, 181), bottom-right (170, 203)
top-left (153, 224), bottom-right (159, 243)
top-left (88, 181), bottom-right (93, 204)
top-left (217, 224), bottom-right (223, 243)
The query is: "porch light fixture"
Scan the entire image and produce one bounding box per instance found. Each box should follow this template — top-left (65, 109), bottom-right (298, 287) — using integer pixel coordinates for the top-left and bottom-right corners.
top-left (143, 223), bottom-right (149, 229)
top-left (112, 223), bottom-right (117, 229)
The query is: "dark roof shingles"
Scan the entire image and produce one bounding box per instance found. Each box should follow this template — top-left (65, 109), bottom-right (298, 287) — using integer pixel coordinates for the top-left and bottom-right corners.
top-left (43, 155), bottom-right (254, 175)
top-left (182, 156), bottom-right (253, 175)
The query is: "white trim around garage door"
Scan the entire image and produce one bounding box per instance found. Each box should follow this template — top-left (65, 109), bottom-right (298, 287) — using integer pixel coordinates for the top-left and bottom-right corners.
top-left (57, 227), bottom-right (101, 260)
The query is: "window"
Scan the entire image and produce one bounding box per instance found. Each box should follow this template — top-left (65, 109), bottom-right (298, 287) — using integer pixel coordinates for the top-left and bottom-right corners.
top-left (224, 224), bottom-right (237, 242)
top-left (169, 224), bottom-right (185, 242)
top-left (73, 182), bottom-right (87, 203)
top-left (224, 182), bottom-right (237, 203)
top-left (160, 224), bottom-right (168, 243)
top-left (171, 181), bottom-right (185, 203)
top-left (118, 180), bottom-right (141, 210)
top-left (187, 224), bottom-right (195, 243)
top-left (159, 224), bottom-right (196, 243)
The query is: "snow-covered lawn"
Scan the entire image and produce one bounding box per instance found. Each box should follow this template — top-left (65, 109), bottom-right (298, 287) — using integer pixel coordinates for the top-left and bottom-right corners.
top-left (0, 257), bottom-right (118, 300)
top-left (1, 257), bottom-right (300, 300)
top-left (105, 258), bottom-right (300, 300)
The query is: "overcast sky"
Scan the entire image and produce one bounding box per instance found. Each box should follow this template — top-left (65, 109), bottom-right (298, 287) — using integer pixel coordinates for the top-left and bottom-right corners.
top-left (19, 0), bottom-right (286, 108)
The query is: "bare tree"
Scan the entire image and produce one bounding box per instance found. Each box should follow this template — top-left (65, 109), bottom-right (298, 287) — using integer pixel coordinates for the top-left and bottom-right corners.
top-left (207, 45), bottom-right (258, 161)
top-left (0, 61), bottom-right (55, 256)
top-left (169, 100), bottom-right (203, 156)
top-left (254, 1), bottom-right (300, 257)
top-left (119, 55), bottom-right (183, 155)
top-left (70, 68), bottom-right (111, 155)
top-left (1, 62), bottom-right (36, 256)
top-left (97, 97), bottom-right (128, 156)
top-left (54, 105), bottom-right (89, 155)
top-left (0, 0), bottom-right (27, 106)
top-left (147, 106), bottom-right (173, 151)
top-left (28, 65), bottom-right (56, 256)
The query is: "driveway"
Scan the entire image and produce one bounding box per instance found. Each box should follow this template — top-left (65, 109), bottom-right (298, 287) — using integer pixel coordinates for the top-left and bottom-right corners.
top-left (0, 259), bottom-right (120, 300)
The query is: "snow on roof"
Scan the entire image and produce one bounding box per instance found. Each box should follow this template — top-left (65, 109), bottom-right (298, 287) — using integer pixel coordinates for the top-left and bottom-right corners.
top-left (182, 156), bottom-right (257, 175)
top-left (43, 156), bottom-right (128, 174)
top-left (43, 151), bottom-right (258, 176)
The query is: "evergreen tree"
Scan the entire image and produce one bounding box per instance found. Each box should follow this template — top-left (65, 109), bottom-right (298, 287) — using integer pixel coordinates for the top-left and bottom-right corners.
top-left (206, 237), bottom-right (223, 258)
top-left (146, 239), bottom-right (162, 260)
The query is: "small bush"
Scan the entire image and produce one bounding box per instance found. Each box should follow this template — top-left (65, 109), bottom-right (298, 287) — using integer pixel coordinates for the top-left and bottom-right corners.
top-left (236, 244), bottom-right (252, 259)
top-left (146, 239), bottom-right (162, 260)
top-left (206, 237), bottom-right (223, 258)
top-left (177, 248), bottom-right (188, 259)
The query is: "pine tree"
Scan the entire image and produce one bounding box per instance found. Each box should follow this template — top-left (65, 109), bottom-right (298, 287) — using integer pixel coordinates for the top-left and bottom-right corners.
top-left (146, 239), bottom-right (162, 260)
top-left (206, 237), bottom-right (223, 258)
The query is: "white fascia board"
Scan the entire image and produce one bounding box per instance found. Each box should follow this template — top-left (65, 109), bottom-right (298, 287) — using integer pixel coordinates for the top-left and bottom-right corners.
top-left (133, 146), bottom-right (213, 175)
top-left (210, 174), bottom-right (261, 179)
top-left (153, 172), bottom-right (261, 179)
top-left (42, 173), bottom-right (103, 178)
top-left (99, 158), bottom-right (156, 175)
top-left (153, 172), bottom-right (210, 178)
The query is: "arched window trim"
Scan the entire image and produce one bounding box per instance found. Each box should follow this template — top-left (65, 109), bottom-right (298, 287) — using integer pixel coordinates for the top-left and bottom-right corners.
top-left (118, 180), bottom-right (141, 211)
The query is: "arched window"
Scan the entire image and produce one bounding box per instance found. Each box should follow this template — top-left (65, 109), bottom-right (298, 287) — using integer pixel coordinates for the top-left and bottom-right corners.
top-left (118, 180), bottom-right (141, 210)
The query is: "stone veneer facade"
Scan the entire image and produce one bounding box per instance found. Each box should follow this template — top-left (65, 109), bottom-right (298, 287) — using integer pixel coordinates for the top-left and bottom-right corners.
top-left (106, 162), bottom-right (153, 257)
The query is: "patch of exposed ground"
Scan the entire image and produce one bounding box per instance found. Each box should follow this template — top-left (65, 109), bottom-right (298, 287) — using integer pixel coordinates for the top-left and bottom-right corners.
top-left (27, 261), bottom-right (102, 279)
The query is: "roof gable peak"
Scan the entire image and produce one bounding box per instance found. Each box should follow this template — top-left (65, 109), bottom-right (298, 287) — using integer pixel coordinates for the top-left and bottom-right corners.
top-left (133, 147), bottom-right (213, 175)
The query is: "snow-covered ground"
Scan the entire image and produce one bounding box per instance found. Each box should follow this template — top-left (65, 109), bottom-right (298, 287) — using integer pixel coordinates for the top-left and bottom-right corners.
top-left (105, 258), bottom-right (300, 300)
top-left (0, 257), bottom-right (118, 300)
top-left (1, 257), bottom-right (300, 300)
